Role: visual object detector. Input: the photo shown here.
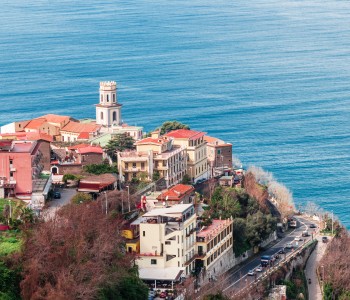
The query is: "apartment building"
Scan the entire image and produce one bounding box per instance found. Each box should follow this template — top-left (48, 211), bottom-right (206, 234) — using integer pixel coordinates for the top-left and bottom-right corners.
top-left (204, 135), bottom-right (232, 177)
top-left (137, 204), bottom-right (197, 283)
top-left (0, 140), bottom-right (51, 205)
top-left (195, 218), bottom-right (234, 281)
top-left (118, 132), bottom-right (187, 187)
top-left (165, 129), bottom-right (208, 183)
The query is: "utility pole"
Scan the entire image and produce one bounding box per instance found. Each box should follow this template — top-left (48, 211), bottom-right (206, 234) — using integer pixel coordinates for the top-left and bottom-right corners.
top-left (331, 210), bottom-right (334, 236)
top-left (126, 185), bottom-right (130, 212)
top-left (104, 191), bottom-right (108, 215)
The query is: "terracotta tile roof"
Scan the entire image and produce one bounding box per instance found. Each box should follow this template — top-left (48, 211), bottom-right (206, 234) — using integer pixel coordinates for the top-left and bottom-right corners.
top-left (68, 143), bottom-right (90, 150)
top-left (197, 219), bottom-right (232, 239)
top-left (0, 132), bottom-right (53, 142)
top-left (77, 132), bottom-right (90, 140)
top-left (204, 136), bottom-right (223, 144)
top-left (165, 129), bottom-right (206, 140)
top-left (25, 132), bottom-right (53, 142)
top-left (77, 145), bottom-right (103, 154)
top-left (25, 118), bottom-right (47, 130)
top-left (40, 114), bottom-right (70, 124)
top-left (62, 121), bottom-right (101, 133)
top-left (157, 184), bottom-right (195, 201)
top-left (136, 137), bottom-right (169, 145)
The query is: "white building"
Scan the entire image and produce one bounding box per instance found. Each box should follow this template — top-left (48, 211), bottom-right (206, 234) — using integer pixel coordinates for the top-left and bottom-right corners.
top-left (137, 204), bottom-right (197, 283)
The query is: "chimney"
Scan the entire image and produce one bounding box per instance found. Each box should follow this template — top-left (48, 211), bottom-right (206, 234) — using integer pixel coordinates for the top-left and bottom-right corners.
top-left (151, 130), bottom-right (160, 139)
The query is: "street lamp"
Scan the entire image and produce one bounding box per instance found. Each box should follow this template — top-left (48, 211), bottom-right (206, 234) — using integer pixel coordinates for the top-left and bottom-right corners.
top-left (126, 185), bottom-right (130, 212)
top-left (104, 191), bottom-right (108, 215)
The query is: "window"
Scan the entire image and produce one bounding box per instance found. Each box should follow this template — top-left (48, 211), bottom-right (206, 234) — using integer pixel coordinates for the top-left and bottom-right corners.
top-left (113, 93), bottom-right (116, 102)
top-left (151, 259), bottom-right (157, 265)
top-left (10, 171), bottom-right (14, 178)
top-left (132, 162), bottom-right (136, 168)
top-left (165, 241), bottom-right (171, 245)
top-left (141, 162), bottom-right (145, 170)
top-left (9, 159), bottom-right (13, 165)
top-left (143, 231), bottom-right (145, 237)
top-left (100, 112), bottom-right (104, 120)
top-left (106, 94), bottom-right (109, 102)
top-left (112, 111), bottom-right (117, 121)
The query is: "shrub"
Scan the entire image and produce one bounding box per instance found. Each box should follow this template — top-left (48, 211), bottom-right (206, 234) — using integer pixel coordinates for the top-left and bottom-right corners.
top-left (71, 193), bottom-right (93, 205)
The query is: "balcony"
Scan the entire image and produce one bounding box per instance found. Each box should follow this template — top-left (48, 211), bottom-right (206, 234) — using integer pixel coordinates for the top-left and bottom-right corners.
top-left (124, 167), bottom-right (141, 172)
top-left (9, 180), bottom-right (16, 184)
top-left (10, 166), bottom-right (16, 172)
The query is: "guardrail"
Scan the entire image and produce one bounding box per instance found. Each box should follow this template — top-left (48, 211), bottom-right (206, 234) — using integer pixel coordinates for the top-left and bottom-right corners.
top-left (230, 239), bottom-right (317, 299)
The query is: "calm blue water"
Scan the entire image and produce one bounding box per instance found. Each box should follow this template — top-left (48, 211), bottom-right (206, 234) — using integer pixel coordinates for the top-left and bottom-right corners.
top-left (0, 0), bottom-right (349, 227)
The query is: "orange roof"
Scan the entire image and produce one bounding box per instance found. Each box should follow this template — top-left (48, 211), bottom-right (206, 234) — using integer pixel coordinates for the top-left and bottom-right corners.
top-left (68, 143), bottom-right (90, 150)
top-left (136, 137), bottom-right (169, 145)
top-left (165, 129), bottom-right (206, 140)
top-left (77, 145), bottom-right (103, 154)
top-left (25, 118), bottom-right (47, 130)
top-left (0, 132), bottom-right (53, 142)
top-left (197, 219), bottom-right (232, 239)
top-left (62, 121), bottom-right (101, 134)
top-left (156, 184), bottom-right (195, 201)
top-left (25, 132), bottom-right (53, 142)
top-left (40, 114), bottom-right (70, 124)
top-left (77, 132), bottom-right (90, 140)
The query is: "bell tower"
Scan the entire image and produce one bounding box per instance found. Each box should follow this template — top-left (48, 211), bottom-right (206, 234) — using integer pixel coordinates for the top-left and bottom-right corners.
top-left (96, 81), bottom-right (122, 127)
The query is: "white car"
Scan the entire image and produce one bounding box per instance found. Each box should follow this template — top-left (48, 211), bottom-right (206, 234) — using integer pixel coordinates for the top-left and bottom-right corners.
top-left (255, 266), bottom-right (263, 272)
top-left (294, 236), bottom-right (303, 241)
top-left (285, 242), bottom-right (293, 249)
top-left (247, 270), bottom-right (255, 276)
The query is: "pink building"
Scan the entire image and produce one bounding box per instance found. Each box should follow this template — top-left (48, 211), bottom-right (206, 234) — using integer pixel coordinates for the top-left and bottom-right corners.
top-left (0, 140), bottom-right (48, 201)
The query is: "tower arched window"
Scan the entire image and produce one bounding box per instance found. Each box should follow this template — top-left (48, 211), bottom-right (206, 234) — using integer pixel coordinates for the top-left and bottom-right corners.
top-left (107, 94), bottom-right (109, 102)
top-left (100, 112), bottom-right (104, 120)
top-left (112, 111), bottom-right (117, 122)
top-left (113, 94), bottom-right (115, 102)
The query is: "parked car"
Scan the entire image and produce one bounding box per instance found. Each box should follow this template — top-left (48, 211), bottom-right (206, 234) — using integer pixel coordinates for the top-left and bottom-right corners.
top-left (322, 236), bottom-right (328, 243)
top-left (159, 291), bottom-right (167, 298)
top-left (310, 224), bottom-right (317, 228)
top-left (302, 230), bottom-right (309, 237)
top-left (247, 270), bottom-right (255, 276)
top-left (53, 191), bottom-right (61, 199)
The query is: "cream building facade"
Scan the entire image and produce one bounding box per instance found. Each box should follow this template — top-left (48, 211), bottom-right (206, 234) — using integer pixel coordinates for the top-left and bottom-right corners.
top-left (118, 132), bottom-right (187, 187)
top-left (195, 218), bottom-right (234, 281)
top-left (165, 129), bottom-right (208, 183)
top-left (137, 204), bottom-right (197, 281)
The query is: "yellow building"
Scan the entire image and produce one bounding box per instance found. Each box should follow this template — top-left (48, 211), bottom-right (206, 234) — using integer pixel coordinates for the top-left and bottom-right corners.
top-left (118, 131), bottom-right (187, 187)
top-left (165, 129), bottom-right (208, 183)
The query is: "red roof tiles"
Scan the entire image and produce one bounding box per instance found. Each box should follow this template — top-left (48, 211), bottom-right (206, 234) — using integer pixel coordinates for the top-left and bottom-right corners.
top-left (165, 129), bottom-right (206, 140)
top-left (157, 184), bottom-right (195, 201)
top-left (62, 121), bottom-right (101, 133)
top-left (77, 145), bottom-right (103, 154)
top-left (136, 137), bottom-right (169, 145)
top-left (25, 118), bottom-right (47, 130)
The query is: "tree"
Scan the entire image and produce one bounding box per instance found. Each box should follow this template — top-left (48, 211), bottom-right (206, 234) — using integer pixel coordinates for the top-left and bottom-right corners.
top-left (181, 174), bottom-right (192, 185)
top-left (83, 163), bottom-right (116, 175)
top-left (20, 197), bottom-right (147, 300)
top-left (152, 171), bottom-right (160, 181)
top-left (71, 192), bottom-right (93, 204)
top-left (159, 121), bottom-right (190, 135)
top-left (104, 134), bottom-right (135, 162)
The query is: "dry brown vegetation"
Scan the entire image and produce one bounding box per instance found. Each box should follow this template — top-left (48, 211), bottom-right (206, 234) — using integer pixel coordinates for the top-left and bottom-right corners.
top-left (319, 230), bottom-right (350, 297)
top-left (19, 197), bottom-right (146, 300)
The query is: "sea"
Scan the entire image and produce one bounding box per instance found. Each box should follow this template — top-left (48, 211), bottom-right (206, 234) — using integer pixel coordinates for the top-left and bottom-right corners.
top-left (0, 0), bottom-right (349, 228)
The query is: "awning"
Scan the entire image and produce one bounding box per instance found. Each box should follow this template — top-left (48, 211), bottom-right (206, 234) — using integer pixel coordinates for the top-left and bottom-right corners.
top-left (139, 267), bottom-right (185, 281)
